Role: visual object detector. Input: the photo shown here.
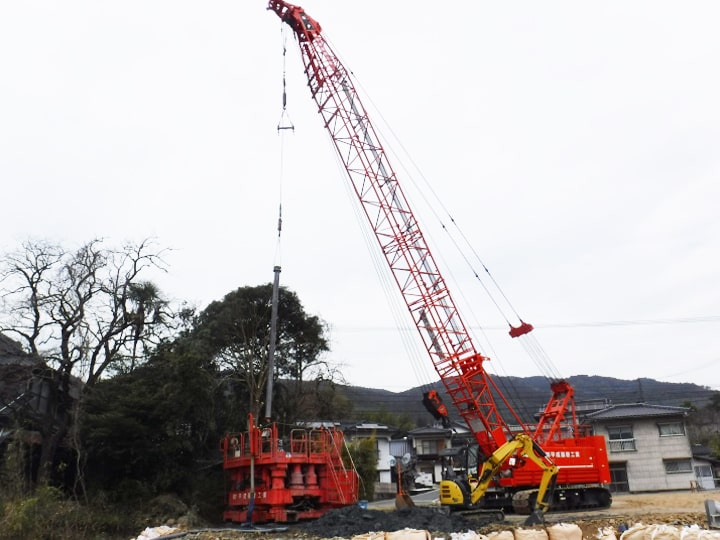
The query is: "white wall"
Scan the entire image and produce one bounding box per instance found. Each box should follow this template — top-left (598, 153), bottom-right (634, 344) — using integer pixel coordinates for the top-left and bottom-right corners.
top-left (604, 419), bottom-right (694, 492)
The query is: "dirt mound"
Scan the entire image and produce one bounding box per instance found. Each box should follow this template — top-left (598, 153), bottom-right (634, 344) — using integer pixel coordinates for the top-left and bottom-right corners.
top-left (300, 505), bottom-right (477, 537)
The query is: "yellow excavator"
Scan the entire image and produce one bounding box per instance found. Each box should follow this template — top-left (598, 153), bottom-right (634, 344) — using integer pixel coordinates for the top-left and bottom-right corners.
top-left (440, 434), bottom-right (558, 525)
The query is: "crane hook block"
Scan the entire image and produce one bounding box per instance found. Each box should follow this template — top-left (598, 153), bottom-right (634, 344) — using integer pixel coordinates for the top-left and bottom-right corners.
top-left (508, 321), bottom-right (534, 338)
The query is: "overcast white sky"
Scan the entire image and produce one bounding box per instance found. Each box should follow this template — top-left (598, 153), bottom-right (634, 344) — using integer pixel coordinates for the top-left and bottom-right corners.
top-left (1, 1), bottom-right (719, 394)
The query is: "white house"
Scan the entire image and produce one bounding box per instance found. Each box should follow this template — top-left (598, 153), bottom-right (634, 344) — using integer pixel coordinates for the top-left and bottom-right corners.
top-left (339, 421), bottom-right (396, 485)
top-left (583, 403), bottom-right (698, 492)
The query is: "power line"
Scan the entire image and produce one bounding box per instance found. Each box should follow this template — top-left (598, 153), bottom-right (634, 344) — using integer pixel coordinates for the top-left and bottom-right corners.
top-left (330, 315), bottom-right (720, 332)
top-left (536, 315), bottom-right (720, 329)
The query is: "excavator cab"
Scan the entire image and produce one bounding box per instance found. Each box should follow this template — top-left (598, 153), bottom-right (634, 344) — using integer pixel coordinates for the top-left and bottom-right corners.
top-left (438, 445), bottom-right (478, 508)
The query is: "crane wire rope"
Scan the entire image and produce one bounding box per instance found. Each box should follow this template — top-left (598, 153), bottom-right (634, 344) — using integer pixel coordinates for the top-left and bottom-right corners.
top-left (320, 28), bottom-right (720, 420)
top-left (279, 28), bottom-right (435, 393)
top-left (315, 33), bottom-right (554, 423)
top-left (263, 24), bottom-right (297, 424)
top-left (326, 41), bottom-right (559, 417)
top-left (317, 34), bottom-right (439, 392)
top-left (319, 34), bottom-right (523, 390)
top-left (328, 138), bottom-right (437, 392)
top-left (274, 24), bottom-right (295, 266)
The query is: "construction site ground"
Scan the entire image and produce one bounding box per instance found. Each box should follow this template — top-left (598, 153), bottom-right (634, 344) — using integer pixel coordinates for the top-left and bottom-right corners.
top-left (136, 490), bottom-right (720, 540)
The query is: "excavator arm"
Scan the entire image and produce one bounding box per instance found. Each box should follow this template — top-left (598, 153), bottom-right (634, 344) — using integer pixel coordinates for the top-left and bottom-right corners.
top-left (471, 434), bottom-right (558, 525)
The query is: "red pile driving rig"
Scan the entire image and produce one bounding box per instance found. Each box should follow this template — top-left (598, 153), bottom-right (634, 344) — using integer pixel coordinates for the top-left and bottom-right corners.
top-left (221, 414), bottom-right (358, 523)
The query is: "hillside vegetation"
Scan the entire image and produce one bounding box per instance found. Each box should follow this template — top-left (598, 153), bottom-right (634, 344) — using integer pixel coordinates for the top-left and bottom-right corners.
top-left (341, 375), bottom-right (715, 426)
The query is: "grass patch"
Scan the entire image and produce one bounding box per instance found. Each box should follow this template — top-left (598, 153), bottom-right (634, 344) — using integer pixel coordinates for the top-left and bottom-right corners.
top-left (0, 487), bottom-right (138, 540)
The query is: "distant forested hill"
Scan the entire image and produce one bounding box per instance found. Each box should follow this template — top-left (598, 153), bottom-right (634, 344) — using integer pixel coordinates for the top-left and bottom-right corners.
top-left (339, 375), bottom-right (716, 427)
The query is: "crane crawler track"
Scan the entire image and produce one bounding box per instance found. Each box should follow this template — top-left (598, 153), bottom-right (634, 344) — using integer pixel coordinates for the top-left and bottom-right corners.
top-left (512, 487), bottom-right (613, 515)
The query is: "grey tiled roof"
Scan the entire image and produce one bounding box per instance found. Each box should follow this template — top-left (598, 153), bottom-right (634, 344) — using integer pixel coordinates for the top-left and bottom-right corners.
top-left (583, 403), bottom-right (689, 421)
top-left (407, 425), bottom-right (452, 437)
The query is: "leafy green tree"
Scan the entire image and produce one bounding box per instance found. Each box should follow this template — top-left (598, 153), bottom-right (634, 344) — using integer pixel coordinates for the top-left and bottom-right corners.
top-left (191, 284), bottom-right (331, 425)
top-left (684, 391), bottom-right (720, 451)
top-left (272, 376), bottom-right (354, 426)
top-left (81, 339), bottom-right (220, 501)
top-left (681, 400), bottom-right (697, 413)
top-left (345, 436), bottom-right (378, 501)
top-left (361, 405), bottom-right (416, 431)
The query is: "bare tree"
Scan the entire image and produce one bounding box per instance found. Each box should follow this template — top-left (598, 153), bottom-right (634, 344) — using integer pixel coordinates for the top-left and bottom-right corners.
top-left (0, 238), bottom-right (173, 486)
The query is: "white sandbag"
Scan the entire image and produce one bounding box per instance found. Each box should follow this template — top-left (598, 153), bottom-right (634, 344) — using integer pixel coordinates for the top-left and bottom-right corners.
top-left (514, 527), bottom-right (549, 540)
top-left (621, 524), bottom-right (653, 540)
top-left (547, 522), bottom-right (583, 540)
top-left (650, 524), bottom-right (681, 540)
top-left (488, 530), bottom-right (515, 540)
top-left (595, 526), bottom-right (618, 540)
top-left (450, 532), bottom-right (489, 540)
top-left (386, 528), bottom-right (432, 540)
top-left (353, 533), bottom-right (386, 540)
top-left (134, 525), bottom-right (180, 540)
top-left (680, 525), bottom-right (704, 540)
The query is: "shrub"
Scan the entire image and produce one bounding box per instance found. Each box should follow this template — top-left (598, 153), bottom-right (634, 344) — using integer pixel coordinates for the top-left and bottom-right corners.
top-left (345, 436), bottom-right (378, 501)
top-left (0, 486), bottom-right (135, 540)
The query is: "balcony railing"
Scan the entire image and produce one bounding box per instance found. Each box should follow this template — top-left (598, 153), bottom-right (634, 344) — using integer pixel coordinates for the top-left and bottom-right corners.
top-left (608, 438), bottom-right (636, 452)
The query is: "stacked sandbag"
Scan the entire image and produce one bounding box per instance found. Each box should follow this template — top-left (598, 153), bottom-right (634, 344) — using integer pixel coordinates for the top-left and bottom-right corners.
top-left (547, 523), bottom-right (583, 540)
top-left (386, 529), bottom-right (432, 540)
top-left (595, 526), bottom-right (619, 540)
top-left (354, 529), bottom-right (432, 540)
top-left (351, 518), bottom-right (720, 540)
top-left (680, 525), bottom-right (705, 540)
top-left (515, 527), bottom-right (549, 540)
top-left (618, 523), bottom-right (720, 540)
top-left (450, 532), bottom-right (490, 540)
top-left (352, 533), bottom-right (387, 540)
top-left (693, 528), bottom-right (720, 540)
top-left (487, 530), bottom-right (515, 540)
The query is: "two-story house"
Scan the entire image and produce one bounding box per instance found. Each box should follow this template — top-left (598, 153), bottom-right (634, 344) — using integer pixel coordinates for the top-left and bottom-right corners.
top-left (405, 424), bottom-right (454, 485)
top-left (583, 403), bottom-right (696, 493)
top-left (338, 421), bottom-right (397, 493)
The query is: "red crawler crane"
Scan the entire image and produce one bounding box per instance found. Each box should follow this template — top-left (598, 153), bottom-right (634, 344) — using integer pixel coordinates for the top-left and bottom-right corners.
top-left (258, 0), bottom-right (612, 524)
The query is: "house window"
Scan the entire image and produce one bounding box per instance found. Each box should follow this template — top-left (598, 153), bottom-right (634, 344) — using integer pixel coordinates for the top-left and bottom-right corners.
top-left (609, 462), bottom-right (630, 493)
top-left (664, 459), bottom-right (692, 474)
top-left (417, 439), bottom-right (442, 455)
top-left (658, 422), bottom-right (685, 437)
top-left (695, 464), bottom-right (712, 479)
top-left (606, 425), bottom-right (636, 452)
